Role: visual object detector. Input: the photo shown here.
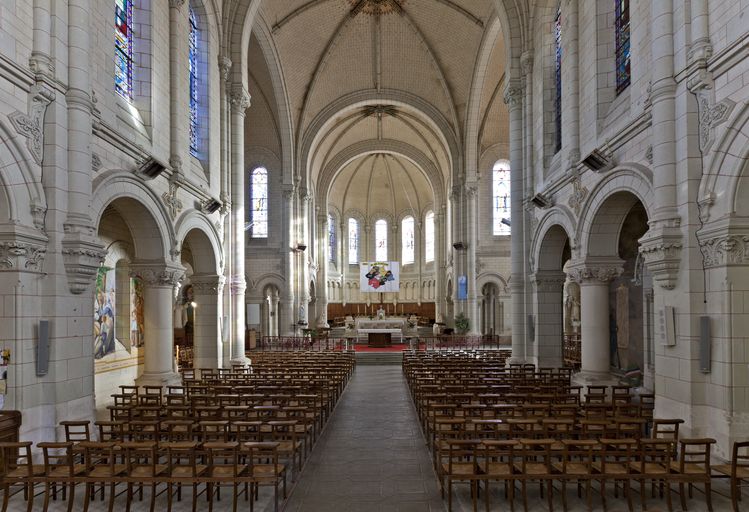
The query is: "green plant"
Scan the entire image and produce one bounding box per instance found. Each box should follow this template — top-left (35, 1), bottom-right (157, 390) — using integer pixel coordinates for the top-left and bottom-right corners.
top-left (454, 313), bottom-right (469, 334)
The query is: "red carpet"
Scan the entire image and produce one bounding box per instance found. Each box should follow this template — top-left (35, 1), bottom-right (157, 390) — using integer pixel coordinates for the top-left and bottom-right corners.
top-left (352, 343), bottom-right (423, 352)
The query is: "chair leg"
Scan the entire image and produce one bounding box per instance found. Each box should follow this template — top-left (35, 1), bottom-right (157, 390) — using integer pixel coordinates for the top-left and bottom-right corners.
top-left (126, 483), bottom-right (133, 512)
top-left (640, 479), bottom-right (647, 511)
top-left (26, 482), bottom-right (35, 512)
top-left (167, 483), bottom-right (173, 512)
top-left (600, 478), bottom-right (607, 512)
top-left (547, 479), bottom-right (553, 512)
top-left (679, 482), bottom-right (687, 511)
top-left (625, 479), bottom-right (633, 512)
top-left (83, 483), bottom-right (91, 512)
top-left (149, 483), bottom-right (157, 512)
top-left (43, 483), bottom-right (51, 512)
top-left (108, 482), bottom-right (116, 512)
top-left (191, 483), bottom-right (198, 512)
top-left (66, 482), bottom-right (76, 512)
top-left (665, 480), bottom-right (673, 512)
top-left (447, 478), bottom-right (452, 512)
top-left (561, 480), bottom-right (568, 512)
top-left (1, 483), bottom-right (9, 512)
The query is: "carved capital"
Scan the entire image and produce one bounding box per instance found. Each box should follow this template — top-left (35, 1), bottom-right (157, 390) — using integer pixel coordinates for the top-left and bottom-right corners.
top-left (228, 84), bottom-right (251, 113)
top-left (168, 0), bottom-right (185, 7)
top-left (503, 85), bottom-right (524, 110)
top-left (190, 274), bottom-right (225, 294)
top-left (0, 233), bottom-right (47, 273)
top-left (218, 55), bottom-right (232, 83)
top-left (638, 226), bottom-right (682, 290)
top-left (61, 225), bottom-right (107, 294)
top-left (531, 271), bottom-right (566, 292)
top-left (698, 233), bottom-right (749, 268)
top-left (567, 258), bottom-right (624, 284)
top-left (130, 262), bottom-right (185, 288)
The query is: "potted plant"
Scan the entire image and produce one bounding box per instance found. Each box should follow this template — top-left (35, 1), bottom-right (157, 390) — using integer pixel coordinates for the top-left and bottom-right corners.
top-left (454, 313), bottom-right (469, 334)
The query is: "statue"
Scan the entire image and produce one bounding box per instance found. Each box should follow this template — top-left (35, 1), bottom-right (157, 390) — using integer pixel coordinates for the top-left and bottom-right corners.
top-left (377, 306), bottom-right (385, 320)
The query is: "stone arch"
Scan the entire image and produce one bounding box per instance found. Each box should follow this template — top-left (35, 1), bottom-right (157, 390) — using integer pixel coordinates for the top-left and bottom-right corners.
top-left (532, 207), bottom-right (576, 272)
top-left (175, 210), bottom-right (223, 275)
top-left (576, 166), bottom-right (654, 258)
top-left (92, 172), bottom-right (176, 261)
top-left (477, 272), bottom-right (508, 292)
top-left (0, 118), bottom-right (45, 227)
top-left (699, 101), bottom-right (749, 222)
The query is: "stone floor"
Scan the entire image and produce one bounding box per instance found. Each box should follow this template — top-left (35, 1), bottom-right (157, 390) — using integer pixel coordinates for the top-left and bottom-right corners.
top-left (5, 364), bottom-right (736, 511)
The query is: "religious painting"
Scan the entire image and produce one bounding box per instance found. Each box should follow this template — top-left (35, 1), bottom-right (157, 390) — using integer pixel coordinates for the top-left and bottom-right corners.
top-left (359, 261), bottom-right (400, 293)
top-left (94, 267), bottom-right (116, 360)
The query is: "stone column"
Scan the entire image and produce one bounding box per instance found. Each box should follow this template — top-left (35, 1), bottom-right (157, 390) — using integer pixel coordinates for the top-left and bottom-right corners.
top-left (568, 259), bottom-right (623, 382)
top-left (218, 56), bottom-right (232, 367)
top-left (271, 289), bottom-right (280, 336)
top-left (168, 0), bottom-right (188, 171)
top-left (561, 0), bottom-right (580, 171)
top-left (190, 274), bottom-right (223, 369)
top-left (30, 0), bottom-right (53, 77)
top-left (62, 0), bottom-right (106, 293)
top-left (504, 82), bottom-right (525, 362)
top-left (531, 271), bottom-right (566, 367)
top-left (130, 263), bottom-right (185, 387)
top-left (280, 186), bottom-right (296, 335)
top-left (466, 185), bottom-right (480, 334)
top-left (317, 212), bottom-right (329, 327)
top-left (435, 209), bottom-right (445, 320)
top-left (299, 192), bottom-right (311, 327)
top-left (228, 84), bottom-right (250, 362)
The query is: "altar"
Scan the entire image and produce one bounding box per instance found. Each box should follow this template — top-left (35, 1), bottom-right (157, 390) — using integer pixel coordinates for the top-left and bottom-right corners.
top-left (355, 317), bottom-right (406, 343)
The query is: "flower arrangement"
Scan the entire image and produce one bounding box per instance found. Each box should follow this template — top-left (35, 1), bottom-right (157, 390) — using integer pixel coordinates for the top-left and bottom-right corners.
top-left (454, 313), bottom-right (470, 334)
top-left (1, 348), bottom-right (10, 365)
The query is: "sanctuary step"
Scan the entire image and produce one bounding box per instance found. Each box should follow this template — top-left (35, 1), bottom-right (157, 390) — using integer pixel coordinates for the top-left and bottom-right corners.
top-left (355, 352), bottom-right (403, 365)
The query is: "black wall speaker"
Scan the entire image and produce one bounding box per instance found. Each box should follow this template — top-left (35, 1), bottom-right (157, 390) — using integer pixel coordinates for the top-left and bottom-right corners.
top-left (452, 242), bottom-right (466, 251)
top-left (37, 320), bottom-right (49, 376)
top-left (139, 158), bottom-right (167, 179)
top-left (699, 316), bottom-right (711, 373)
top-left (203, 199), bottom-right (222, 213)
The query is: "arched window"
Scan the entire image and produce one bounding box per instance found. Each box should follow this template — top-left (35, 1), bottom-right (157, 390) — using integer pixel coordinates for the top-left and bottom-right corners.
top-left (249, 167), bottom-right (268, 238)
top-left (328, 214), bottom-right (336, 264)
top-left (402, 216), bottom-right (415, 265)
top-left (375, 219), bottom-right (388, 261)
top-left (348, 218), bottom-right (359, 264)
top-left (493, 160), bottom-right (511, 236)
top-left (554, 0), bottom-right (562, 153)
top-left (115, 0), bottom-right (134, 99)
top-left (615, 0), bottom-right (631, 94)
top-left (424, 211), bottom-right (435, 263)
top-left (188, 7), bottom-right (199, 155)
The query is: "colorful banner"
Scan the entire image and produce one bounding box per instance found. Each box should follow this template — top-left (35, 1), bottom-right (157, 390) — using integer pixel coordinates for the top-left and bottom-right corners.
top-left (359, 261), bottom-right (400, 293)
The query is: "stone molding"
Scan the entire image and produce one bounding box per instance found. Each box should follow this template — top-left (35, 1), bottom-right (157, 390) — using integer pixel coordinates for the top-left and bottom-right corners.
top-left (638, 226), bottom-right (682, 290)
top-left (190, 274), bottom-right (225, 294)
top-left (568, 176), bottom-right (588, 217)
top-left (699, 233), bottom-right (749, 268)
top-left (130, 262), bottom-right (185, 287)
top-left (531, 271), bottom-right (566, 292)
top-left (503, 85), bottom-right (523, 110)
top-left (228, 85), bottom-right (251, 113)
top-left (218, 56), bottom-right (232, 83)
top-left (62, 222), bottom-right (107, 294)
top-left (230, 275), bottom-right (247, 295)
top-left (697, 94), bottom-right (734, 153)
top-left (0, 237), bottom-right (47, 273)
top-left (9, 83), bottom-right (55, 165)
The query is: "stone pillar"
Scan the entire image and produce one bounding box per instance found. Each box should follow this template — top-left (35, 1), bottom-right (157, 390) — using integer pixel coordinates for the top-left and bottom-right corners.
top-left (568, 259), bottom-right (623, 382)
top-left (504, 82), bottom-right (525, 362)
top-left (130, 263), bottom-right (185, 387)
top-left (317, 212), bottom-right (329, 327)
top-left (561, 0), bottom-right (580, 171)
top-left (228, 84), bottom-right (250, 362)
top-left (531, 271), bottom-right (566, 367)
top-left (271, 290), bottom-right (280, 336)
top-left (466, 185), bottom-right (480, 334)
top-left (299, 192), bottom-right (311, 327)
top-left (30, 0), bottom-right (53, 77)
top-left (434, 209), bottom-right (445, 320)
top-left (190, 274), bottom-right (223, 369)
top-left (281, 186), bottom-right (296, 335)
top-left (218, 56), bottom-right (232, 367)
top-left (168, 0), bottom-right (188, 171)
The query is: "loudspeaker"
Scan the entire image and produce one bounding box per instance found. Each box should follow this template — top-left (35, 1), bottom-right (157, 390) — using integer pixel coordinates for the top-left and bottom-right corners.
top-left (37, 320), bottom-right (49, 376)
top-left (699, 316), bottom-right (711, 373)
top-left (580, 148), bottom-right (613, 172)
top-left (531, 193), bottom-right (552, 209)
top-left (452, 242), bottom-right (466, 251)
top-left (202, 199), bottom-right (222, 213)
top-left (139, 158), bottom-right (167, 179)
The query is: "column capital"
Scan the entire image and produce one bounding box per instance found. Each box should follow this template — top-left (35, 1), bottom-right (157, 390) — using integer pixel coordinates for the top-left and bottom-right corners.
top-left (503, 81), bottom-right (524, 111)
top-left (168, 0), bottom-right (186, 8)
top-left (130, 261), bottom-right (185, 287)
top-left (566, 257), bottom-right (623, 284)
top-left (190, 274), bottom-right (225, 294)
top-left (228, 84), bottom-right (251, 113)
top-left (531, 270), bottom-right (566, 291)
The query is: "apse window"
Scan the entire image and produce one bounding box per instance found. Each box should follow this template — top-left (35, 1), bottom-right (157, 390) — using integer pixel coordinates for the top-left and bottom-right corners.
top-left (375, 219), bottom-right (388, 261)
top-left (402, 216), bottom-right (415, 265)
top-left (250, 167), bottom-right (268, 238)
top-left (554, 0), bottom-right (562, 153)
top-left (493, 160), bottom-right (511, 236)
top-left (114, 0), bottom-right (134, 100)
top-left (328, 214), bottom-right (336, 264)
top-left (615, 0), bottom-right (631, 94)
top-left (348, 218), bottom-right (359, 264)
top-left (425, 211), bottom-right (434, 263)
top-left (189, 6), bottom-right (199, 155)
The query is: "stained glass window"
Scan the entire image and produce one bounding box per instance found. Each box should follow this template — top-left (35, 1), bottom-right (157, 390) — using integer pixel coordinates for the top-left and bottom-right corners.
top-left (402, 216), bottom-right (415, 265)
top-left (424, 211), bottom-right (435, 263)
top-left (328, 214), bottom-right (336, 264)
top-left (348, 218), bottom-right (359, 264)
top-left (554, 1), bottom-right (562, 153)
top-left (375, 219), bottom-right (388, 261)
top-left (493, 160), bottom-right (511, 236)
top-left (115, 0), bottom-right (133, 99)
top-left (189, 7), bottom-right (199, 155)
top-left (250, 167), bottom-right (268, 238)
top-left (615, 0), bottom-right (631, 94)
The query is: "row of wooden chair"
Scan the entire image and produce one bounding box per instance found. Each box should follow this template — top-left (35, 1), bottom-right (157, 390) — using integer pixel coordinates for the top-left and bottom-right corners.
top-left (0, 439), bottom-right (286, 512)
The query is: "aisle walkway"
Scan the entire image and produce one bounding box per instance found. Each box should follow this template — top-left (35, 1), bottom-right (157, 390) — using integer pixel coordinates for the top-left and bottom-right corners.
top-left (284, 365), bottom-right (445, 512)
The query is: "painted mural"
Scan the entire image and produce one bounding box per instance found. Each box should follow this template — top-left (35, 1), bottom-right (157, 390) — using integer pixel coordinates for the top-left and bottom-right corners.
top-left (94, 267), bottom-right (116, 360)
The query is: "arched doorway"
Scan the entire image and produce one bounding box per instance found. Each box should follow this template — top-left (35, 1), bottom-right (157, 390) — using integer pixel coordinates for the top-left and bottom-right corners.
top-left (480, 282), bottom-right (501, 335)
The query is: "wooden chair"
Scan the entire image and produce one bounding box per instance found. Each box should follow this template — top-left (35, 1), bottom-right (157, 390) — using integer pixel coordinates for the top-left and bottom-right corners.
top-left (121, 441), bottom-right (167, 512)
top-left (440, 439), bottom-right (483, 512)
top-left (552, 439), bottom-right (598, 512)
top-left (712, 440), bottom-right (749, 512)
top-left (669, 437), bottom-right (715, 511)
top-left (204, 441), bottom-right (249, 512)
top-left (79, 440), bottom-right (126, 512)
top-left (631, 438), bottom-right (675, 511)
top-left (592, 438), bottom-right (636, 512)
top-left (514, 439), bottom-right (555, 512)
top-left (266, 420), bottom-right (304, 479)
top-left (94, 420), bottom-right (126, 442)
top-left (242, 442), bottom-right (287, 512)
top-left (480, 440), bottom-right (518, 512)
top-left (162, 441), bottom-right (207, 512)
top-left (0, 441), bottom-right (45, 512)
top-left (38, 441), bottom-right (86, 512)
top-left (60, 420), bottom-right (91, 462)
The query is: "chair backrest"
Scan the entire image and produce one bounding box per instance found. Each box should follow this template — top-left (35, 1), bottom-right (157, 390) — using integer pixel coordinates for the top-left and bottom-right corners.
top-left (95, 420), bottom-right (126, 442)
top-left (60, 420), bottom-right (91, 443)
top-left (121, 441), bottom-right (158, 474)
top-left (199, 420), bottom-right (229, 443)
top-left (163, 441), bottom-right (200, 477)
top-left (560, 439), bottom-right (598, 472)
top-left (0, 441), bottom-right (34, 477)
top-left (636, 439), bottom-right (674, 473)
top-left (652, 418), bottom-right (684, 441)
top-left (731, 441), bottom-right (749, 478)
top-left (38, 442), bottom-right (75, 476)
top-left (677, 438), bottom-right (715, 473)
top-left (517, 439), bottom-right (554, 473)
top-left (204, 441), bottom-right (242, 476)
top-left (79, 441), bottom-right (117, 472)
top-left (598, 438), bottom-right (637, 474)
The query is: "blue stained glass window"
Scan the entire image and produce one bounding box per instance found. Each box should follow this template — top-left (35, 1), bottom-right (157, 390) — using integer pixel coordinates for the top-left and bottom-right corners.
top-left (615, 0), bottom-right (631, 94)
top-left (554, 1), bottom-right (562, 153)
top-left (328, 214), bottom-right (336, 264)
top-left (189, 7), bottom-right (199, 155)
top-left (250, 167), bottom-right (268, 238)
top-left (115, 0), bottom-right (133, 99)
top-left (348, 218), bottom-right (359, 264)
